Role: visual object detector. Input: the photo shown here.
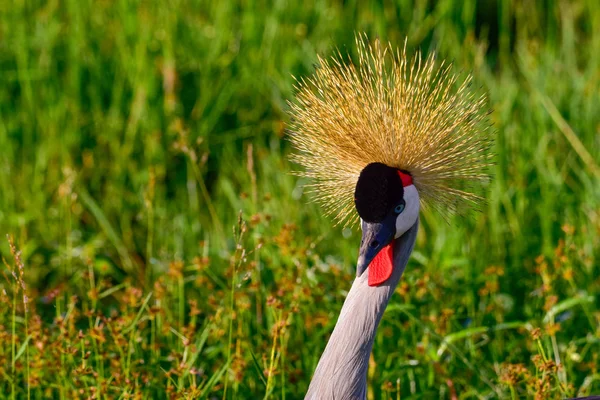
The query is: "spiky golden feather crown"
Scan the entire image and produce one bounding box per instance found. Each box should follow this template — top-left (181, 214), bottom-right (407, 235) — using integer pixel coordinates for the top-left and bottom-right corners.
top-left (288, 36), bottom-right (494, 227)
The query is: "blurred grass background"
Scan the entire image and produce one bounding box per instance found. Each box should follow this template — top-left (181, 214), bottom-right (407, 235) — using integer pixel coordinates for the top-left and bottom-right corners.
top-left (1, 0), bottom-right (599, 398)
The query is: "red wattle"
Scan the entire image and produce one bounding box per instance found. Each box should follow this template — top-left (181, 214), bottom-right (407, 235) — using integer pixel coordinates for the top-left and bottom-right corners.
top-left (368, 241), bottom-right (394, 286)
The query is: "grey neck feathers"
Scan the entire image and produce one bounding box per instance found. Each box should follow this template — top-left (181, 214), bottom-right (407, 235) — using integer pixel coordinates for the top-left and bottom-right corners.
top-left (305, 221), bottom-right (418, 400)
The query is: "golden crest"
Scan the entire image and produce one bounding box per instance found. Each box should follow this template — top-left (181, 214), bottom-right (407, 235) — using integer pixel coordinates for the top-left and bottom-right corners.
top-left (288, 35), bottom-right (494, 227)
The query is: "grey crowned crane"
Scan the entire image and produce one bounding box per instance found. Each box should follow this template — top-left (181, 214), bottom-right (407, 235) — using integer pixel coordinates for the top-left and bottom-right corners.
top-left (288, 36), bottom-right (493, 399)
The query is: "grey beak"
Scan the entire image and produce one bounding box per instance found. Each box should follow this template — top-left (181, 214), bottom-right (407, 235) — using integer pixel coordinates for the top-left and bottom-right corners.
top-left (356, 215), bottom-right (396, 277)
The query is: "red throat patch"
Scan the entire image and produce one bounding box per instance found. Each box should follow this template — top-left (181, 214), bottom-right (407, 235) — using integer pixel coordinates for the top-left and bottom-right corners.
top-left (368, 240), bottom-right (394, 286)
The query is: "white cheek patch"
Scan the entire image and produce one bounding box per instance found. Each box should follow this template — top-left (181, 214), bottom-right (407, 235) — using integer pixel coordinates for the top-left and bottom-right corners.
top-left (395, 185), bottom-right (420, 239)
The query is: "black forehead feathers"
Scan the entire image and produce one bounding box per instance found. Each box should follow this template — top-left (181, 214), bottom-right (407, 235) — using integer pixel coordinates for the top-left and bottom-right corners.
top-left (354, 162), bottom-right (404, 223)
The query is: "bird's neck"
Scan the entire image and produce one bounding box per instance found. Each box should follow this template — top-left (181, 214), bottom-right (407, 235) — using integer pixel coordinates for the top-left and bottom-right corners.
top-left (305, 221), bottom-right (418, 400)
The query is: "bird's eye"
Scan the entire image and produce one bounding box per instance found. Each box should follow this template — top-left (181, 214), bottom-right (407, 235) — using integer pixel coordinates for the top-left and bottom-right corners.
top-left (394, 203), bottom-right (405, 214)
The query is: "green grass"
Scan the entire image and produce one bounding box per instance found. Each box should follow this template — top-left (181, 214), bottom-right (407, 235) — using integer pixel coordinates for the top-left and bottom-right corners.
top-left (1, 0), bottom-right (599, 398)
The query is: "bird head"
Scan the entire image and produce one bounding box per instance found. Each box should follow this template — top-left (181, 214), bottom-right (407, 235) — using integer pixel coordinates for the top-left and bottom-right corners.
top-left (354, 163), bottom-right (419, 284)
top-left (288, 35), bottom-right (493, 286)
